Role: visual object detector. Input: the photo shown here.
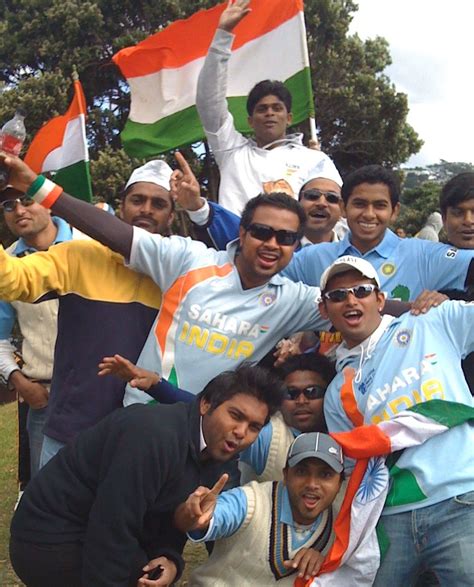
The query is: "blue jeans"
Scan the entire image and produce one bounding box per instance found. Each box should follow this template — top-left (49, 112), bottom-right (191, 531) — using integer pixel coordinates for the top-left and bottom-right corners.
top-left (26, 406), bottom-right (48, 477)
top-left (39, 434), bottom-right (66, 469)
top-left (374, 491), bottom-right (474, 586)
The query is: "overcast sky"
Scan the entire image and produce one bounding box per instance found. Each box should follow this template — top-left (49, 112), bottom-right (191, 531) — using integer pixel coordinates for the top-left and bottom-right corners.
top-left (349, 0), bottom-right (473, 167)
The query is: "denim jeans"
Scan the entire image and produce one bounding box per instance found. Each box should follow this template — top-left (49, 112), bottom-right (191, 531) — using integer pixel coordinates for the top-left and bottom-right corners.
top-left (39, 434), bottom-right (66, 469)
top-left (374, 491), bottom-right (474, 586)
top-left (26, 406), bottom-right (48, 477)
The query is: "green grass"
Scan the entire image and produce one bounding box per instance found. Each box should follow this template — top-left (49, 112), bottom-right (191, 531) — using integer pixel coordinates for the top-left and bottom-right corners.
top-left (0, 401), bottom-right (205, 585)
top-left (0, 401), bottom-right (23, 586)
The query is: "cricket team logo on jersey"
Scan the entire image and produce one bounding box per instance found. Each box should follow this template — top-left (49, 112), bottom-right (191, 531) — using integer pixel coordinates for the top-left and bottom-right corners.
top-left (178, 304), bottom-right (270, 360)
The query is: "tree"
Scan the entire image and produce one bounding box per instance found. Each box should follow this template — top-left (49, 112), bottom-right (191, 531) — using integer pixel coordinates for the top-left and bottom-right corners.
top-left (396, 181), bottom-right (441, 236)
top-left (0, 0), bottom-right (422, 209)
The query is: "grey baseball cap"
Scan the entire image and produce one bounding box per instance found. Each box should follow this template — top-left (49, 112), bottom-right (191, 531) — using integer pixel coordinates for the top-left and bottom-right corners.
top-left (286, 432), bottom-right (344, 473)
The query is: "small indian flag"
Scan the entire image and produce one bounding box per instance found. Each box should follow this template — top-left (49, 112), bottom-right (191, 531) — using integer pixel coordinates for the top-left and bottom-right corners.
top-left (113, 0), bottom-right (313, 157)
top-left (24, 79), bottom-right (93, 202)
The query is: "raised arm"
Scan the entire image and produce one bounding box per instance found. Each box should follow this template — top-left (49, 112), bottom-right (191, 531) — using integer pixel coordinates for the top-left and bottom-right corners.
top-left (0, 153), bottom-right (133, 257)
top-left (196, 0), bottom-right (250, 135)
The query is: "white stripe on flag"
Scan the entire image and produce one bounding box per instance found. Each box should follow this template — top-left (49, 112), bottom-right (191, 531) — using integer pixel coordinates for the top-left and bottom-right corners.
top-left (378, 411), bottom-right (448, 452)
top-left (42, 115), bottom-right (89, 172)
top-left (128, 13), bottom-right (307, 124)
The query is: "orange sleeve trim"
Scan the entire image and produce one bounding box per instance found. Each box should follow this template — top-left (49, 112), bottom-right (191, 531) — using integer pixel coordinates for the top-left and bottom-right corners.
top-left (340, 367), bottom-right (365, 427)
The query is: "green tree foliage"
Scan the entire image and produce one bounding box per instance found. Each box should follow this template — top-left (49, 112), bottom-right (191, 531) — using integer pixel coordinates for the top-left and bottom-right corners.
top-left (0, 0), bottom-right (422, 208)
top-left (396, 181), bottom-right (441, 237)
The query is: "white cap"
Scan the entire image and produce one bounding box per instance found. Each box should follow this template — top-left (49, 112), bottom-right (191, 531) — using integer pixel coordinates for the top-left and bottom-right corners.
top-left (320, 255), bottom-right (380, 291)
top-left (125, 160), bottom-right (172, 192)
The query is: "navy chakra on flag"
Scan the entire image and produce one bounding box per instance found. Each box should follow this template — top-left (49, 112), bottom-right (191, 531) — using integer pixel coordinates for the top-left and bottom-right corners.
top-left (355, 457), bottom-right (388, 505)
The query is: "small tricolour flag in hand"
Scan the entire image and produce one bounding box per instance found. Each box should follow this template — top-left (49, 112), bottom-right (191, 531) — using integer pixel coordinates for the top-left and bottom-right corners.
top-left (113, 0), bottom-right (313, 157)
top-left (25, 78), bottom-right (93, 202)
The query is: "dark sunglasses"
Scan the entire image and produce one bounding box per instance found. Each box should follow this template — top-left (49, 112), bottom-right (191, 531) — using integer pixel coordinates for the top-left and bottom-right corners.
top-left (301, 188), bottom-right (341, 205)
top-left (323, 284), bottom-right (378, 303)
top-left (245, 223), bottom-right (300, 246)
top-left (284, 385), bottom-right (326, 401)
top-left (0, 196), bottom-right (35, 212)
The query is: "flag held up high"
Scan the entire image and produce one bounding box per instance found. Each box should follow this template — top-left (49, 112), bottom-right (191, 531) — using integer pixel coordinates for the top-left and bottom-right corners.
top-left (25, 78), bottom-right (93, 202)
top-left (113, 0), bottom-right (313, 157)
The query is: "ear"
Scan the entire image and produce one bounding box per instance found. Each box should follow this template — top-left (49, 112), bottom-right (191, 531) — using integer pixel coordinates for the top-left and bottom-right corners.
top-left (286, 111), bottom-right (293, 127)
top-left (318, 300), bottom-right (328, 320)
top-left (341, 201), bottom-right (347, 219)
top-left (199, 397), bottom-right (211, 417)
top-left (247, 115), bottom-right (255, 131)
top-left (239, 225), bottom-right (246, 247)
top-left (390, 202), bottom-right (401, 222)
top-left (377, 289), bottom-right (386, 313)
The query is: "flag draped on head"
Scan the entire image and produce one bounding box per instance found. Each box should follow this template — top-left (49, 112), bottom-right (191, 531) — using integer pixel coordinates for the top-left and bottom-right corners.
top-left (113, 0), bottom-right (313, 157)
top-left (25, 79), bottom-right (93, 202)
top-left (294, 400), bottom-right (474, 587)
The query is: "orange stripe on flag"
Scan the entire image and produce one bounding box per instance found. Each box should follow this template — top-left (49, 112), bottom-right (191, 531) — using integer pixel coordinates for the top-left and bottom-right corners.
top-left (331, 425), bottom-right (391, 459)
top-left (340, 367), bottom-right (364, 427)
top-left (155, 263), bottom-right (233, 355)
top-left (320, 459), bottom-right (369, 574)
top-left (24, 80), bottom-right (87, 173)
top-left (113, 0), bottom-right (303, 78)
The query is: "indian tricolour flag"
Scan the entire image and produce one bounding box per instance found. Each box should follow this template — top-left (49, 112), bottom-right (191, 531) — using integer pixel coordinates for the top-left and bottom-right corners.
top-left (113, 0), bottom-right (313, 157)
top-left (294, 400), bottom-right (474, 587)
top-left (24, 79), bottom-right (93, 202)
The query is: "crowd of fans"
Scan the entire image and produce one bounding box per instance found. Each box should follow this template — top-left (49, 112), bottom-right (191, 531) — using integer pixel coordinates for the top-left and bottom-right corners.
top-left (0, 1), bottom-right (473, 586)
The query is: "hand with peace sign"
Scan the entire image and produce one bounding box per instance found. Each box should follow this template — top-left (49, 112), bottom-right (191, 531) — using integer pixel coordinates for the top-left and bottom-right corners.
top-left (170, 151), bottom-right (203, 211)
top-left (173, 473), bottom-right (229, 533)
top-left (219, 0), bottom-right (251, 33)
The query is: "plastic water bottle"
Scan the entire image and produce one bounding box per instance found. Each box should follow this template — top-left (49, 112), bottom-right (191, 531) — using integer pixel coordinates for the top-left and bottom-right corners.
top-left (0, 110), bottom-right (26, 190)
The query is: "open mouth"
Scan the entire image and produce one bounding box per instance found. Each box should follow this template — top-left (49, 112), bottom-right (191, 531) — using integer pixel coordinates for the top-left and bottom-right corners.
top-left (223, 440), bottom-right (238, 454)
top-left (309, 210), bottom-right (329, 220)
top-left (343, 309), bottom-right (363, 326)
top-left (257, 250), bottom-right (279, 269)
top-left (302, 493), bottom-right (321, 509)
top-left (358, 221), bottom-right (378, 231)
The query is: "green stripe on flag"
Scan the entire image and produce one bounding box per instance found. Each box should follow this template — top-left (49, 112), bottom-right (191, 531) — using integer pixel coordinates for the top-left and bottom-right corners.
top-left (376, 520), bottom-right (390, 562)
top-left (121, 67), bottom-right (313, 157)
top-left (53, 160), bottom-right (93, 202)
top-left (409, 399), bottom-right (474, 428)
top-left (385, 465), bottom-right (427, 507)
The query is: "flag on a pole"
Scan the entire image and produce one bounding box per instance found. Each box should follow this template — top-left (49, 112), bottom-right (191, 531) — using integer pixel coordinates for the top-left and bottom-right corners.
top-left (295, 400), bottom-right (474, 586)
top-left (25, 79), bottom-right (93, 202)
top-left (113, 0), bottom-right (313, 157)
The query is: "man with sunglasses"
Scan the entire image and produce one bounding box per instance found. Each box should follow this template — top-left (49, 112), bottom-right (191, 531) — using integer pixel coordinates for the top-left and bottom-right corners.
top-left (240, 353), bottom-right (335, 484)
top-left (318, 255), bottom-right (474, 586)
top-left (298, 177), bottom-right (346, 246)
top-left (284, 165), bottom-right (474, 301)
top-left (1, 151), bottom-right (334, 403)
top-left (0, 187), bottom-right (74, 482)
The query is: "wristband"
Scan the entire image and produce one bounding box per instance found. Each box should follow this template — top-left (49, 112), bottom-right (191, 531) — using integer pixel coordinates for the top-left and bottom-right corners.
top-left (27, 175), bottom-right (63, 208)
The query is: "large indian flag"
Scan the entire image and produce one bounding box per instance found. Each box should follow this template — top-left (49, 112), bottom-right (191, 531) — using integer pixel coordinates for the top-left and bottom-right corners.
top-left (295, 400), bottom-right (474, 586)
top-left (24, 79), bottom-right (93, 202)
top-left (113, 0), bottom-right (313, 157)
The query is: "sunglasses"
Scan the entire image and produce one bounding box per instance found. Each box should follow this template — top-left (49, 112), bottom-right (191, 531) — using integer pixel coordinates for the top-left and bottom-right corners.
top-left (284, 385), bottom-right (326, 401)
top-left (301, 189), bottom-right (341, 205)
top-left (323, 284), bottom-right (378, 303)
top-left (0, 196), bottom-right (35, 212)
top-left (245, 223), bottom-right (300, 246)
